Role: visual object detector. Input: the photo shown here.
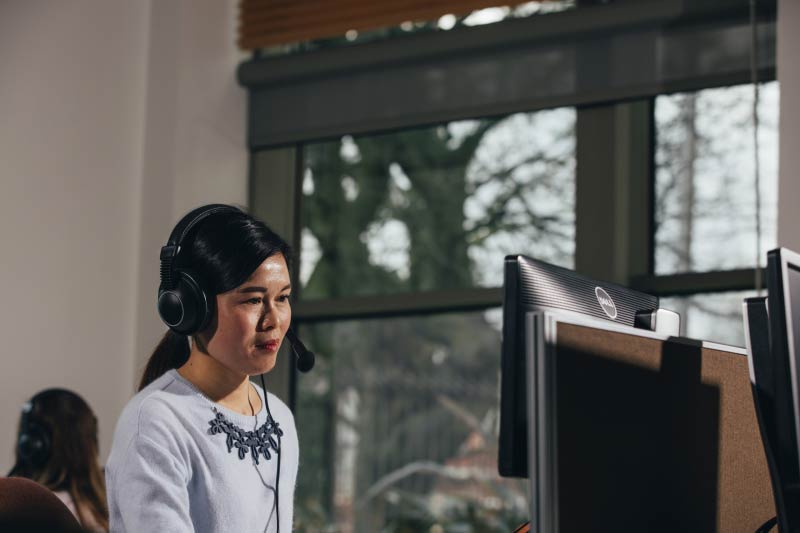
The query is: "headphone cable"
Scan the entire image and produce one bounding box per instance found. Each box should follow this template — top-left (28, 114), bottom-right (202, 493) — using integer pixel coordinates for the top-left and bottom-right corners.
top-left (260, 372), bottom-right (281, 533)
top-left (750, 0), bottom-right (763, 294)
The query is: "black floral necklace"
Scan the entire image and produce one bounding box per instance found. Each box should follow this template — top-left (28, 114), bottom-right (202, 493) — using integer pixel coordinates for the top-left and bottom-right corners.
top-left (207, 407), bottom-right (283, 465)
top-left (178, 373), bottom-right (283, 465)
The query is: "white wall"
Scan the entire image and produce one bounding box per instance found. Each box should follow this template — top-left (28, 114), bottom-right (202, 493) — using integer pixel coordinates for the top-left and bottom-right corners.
top-left (778, 0), bottom-right (800, 250)
top-left (0, 2), bottom-right (149, 472)
top-left (134, 0), bottom-right (248, 387)
top-left (0, 0), bottom-right (247, 473)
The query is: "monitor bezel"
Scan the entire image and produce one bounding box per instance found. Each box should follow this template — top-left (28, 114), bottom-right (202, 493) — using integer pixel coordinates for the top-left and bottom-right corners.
top-left (743, 296), bottom-right (791, 525)
top-left (776, 247), bottom-right (800, 474)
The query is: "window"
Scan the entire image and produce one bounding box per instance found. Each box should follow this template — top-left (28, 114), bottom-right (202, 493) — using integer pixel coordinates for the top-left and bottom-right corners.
top-left (294, 108), bottom-right (576, 530)
top-left (660, 291), bottom-right (758, 347)
top-left (295, 310), bottom-right (529, 531)
top-left (244, 5), bottom-right (778, 527)
top-left (655, 82), bottom-right (779, 274)
top-left (300, 109), bottom-right (576, 299)
top-left (651, 81), bottom-right (779, 344)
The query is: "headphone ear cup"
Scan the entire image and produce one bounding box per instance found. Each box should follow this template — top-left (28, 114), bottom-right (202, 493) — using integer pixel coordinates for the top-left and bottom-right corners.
top-left (17, 420), bottom-right (50, 468)
top-left (157, 270), bottom-right (212, 335)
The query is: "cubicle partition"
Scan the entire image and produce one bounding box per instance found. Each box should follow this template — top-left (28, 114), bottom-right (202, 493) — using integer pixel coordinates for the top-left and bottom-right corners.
top-left (526, 312), bottom-right (774, 533)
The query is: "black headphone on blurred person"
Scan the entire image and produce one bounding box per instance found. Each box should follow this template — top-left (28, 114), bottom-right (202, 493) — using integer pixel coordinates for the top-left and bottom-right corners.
top-left (16, 400), bottom-right (51, 469)
top-left (157, 204), bottom-right (315, 371)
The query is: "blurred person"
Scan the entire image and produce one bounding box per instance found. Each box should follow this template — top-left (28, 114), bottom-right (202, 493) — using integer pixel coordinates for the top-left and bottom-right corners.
top-left (105, 204), bottom-right (299, 532)
top-left (9, 388), bottom-right (108, 531)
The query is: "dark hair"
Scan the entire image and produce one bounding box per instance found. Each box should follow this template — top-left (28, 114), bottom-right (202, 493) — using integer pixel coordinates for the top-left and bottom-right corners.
top-left (139, 207), bottom-right (292, 391)
top-left (8, 388), bottom-right (108, 530)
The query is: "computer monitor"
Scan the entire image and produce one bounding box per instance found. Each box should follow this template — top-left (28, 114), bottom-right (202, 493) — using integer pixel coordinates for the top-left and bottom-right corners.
top-left (762, 248), bottom-right (800, 530)
top-left (743, 297), bottom-right (790, 528)
top-left (765, 248), bottom-right (800, 476)
top-left (498, 255), bottom-right (676, 478)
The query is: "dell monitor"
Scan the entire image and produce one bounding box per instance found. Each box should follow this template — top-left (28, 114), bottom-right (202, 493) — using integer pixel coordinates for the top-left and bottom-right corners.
top-left (766, 247), bottom-right (800, 475)
top-left (756, 247), bottom-right (800, 530)
top-left (498, 255), bottom-right (678, 478)
top-left (743, 296), bottom-right (791, 530)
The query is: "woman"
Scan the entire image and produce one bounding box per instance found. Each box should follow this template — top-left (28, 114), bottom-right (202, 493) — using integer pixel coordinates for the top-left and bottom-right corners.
top-left (105, 204), bottom-right (298, 532)
top-left (9, 388), bottom-right (109, 531)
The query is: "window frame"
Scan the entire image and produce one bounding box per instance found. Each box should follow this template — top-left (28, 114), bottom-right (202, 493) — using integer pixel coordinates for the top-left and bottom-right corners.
top-left (631, 81), bottom-right (778, 301)
top-left (245, 0), bottom-right (778, 405)
top-left (243, 3), bottom-right (778, 513)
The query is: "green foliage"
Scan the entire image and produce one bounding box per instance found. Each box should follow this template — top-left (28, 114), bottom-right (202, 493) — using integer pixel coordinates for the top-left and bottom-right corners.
top-left (295, 110), bottom-right (573, 530)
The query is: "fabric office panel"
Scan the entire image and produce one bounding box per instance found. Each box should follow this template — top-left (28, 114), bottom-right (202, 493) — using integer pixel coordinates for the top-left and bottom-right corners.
top-left (553, 323), bottom-right (772, 532)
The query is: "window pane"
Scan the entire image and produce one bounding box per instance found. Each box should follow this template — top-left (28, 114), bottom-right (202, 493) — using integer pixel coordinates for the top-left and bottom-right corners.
top-left (654, 82), bottom-right (779, 274)
top-left (660, 290), bottom-right (757, 347)
top-left (300, 109), bottom-right (576, 299)
top-left (293, 309), bottom-right (529, 532)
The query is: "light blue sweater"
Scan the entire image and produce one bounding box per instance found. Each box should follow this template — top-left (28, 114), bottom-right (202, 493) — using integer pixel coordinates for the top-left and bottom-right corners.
top-left (105, 369), bottom-right (298, 532)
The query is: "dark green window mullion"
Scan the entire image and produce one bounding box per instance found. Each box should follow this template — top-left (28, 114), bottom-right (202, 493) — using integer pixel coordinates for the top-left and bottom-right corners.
top-left (289, 142), bottom-right (305, 412)
top-left (624, 97), bottom-right (655, 285)
top-left (630, 268), bottom-right (764, 297)
top-left (575, 99), bottom-right (653, 285)
top-left (249, 146), bottom-right (301, 405)
top-left (289, 140), bottom-right (339, 519)
top-left (293, 287), bottom-right (503, 323)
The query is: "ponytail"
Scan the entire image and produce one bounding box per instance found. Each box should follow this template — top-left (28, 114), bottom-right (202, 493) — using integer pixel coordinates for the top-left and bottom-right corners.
top-left (138, 331), bottom-right (191, 391)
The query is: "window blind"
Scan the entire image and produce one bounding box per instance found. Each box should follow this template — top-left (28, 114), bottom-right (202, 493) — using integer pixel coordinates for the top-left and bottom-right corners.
top-left (238, 0), bottom-right (535, 50)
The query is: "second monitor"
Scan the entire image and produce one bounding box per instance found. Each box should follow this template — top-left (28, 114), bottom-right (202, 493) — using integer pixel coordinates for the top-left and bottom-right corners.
top-left (498, 255), bottom-right (679, 478)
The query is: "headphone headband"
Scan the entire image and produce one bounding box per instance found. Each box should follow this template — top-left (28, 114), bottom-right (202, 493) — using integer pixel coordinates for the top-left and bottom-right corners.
top-left (160, 204), bottom-right (240, 290)
top-left (165, 204), bottom-right (241, 249)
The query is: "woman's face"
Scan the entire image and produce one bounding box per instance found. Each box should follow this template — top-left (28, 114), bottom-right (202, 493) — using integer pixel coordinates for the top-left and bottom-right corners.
top-left (204, 253), bottom-right (292, 376)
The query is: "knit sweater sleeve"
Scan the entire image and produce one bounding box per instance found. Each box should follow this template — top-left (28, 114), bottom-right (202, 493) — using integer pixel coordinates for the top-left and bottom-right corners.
top-left (108, 403), bottom-right (193, 533)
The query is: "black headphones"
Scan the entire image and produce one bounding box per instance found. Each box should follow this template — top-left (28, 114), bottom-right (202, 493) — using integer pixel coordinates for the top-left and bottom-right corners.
top-left (16, 400), bottom-right (51, 469)
top-left (157, 204), bottom-right (239, 335)
top-left (157, 204), bottom-right (315, 371)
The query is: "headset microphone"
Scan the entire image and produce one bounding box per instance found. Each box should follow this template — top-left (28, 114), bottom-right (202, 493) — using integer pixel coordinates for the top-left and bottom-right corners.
top-left (285, 329), bottom-right (315, 373)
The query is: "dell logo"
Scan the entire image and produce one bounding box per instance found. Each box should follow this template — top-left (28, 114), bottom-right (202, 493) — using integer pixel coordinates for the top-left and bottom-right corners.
top-left (595, 287), bottom-right (617, 319)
